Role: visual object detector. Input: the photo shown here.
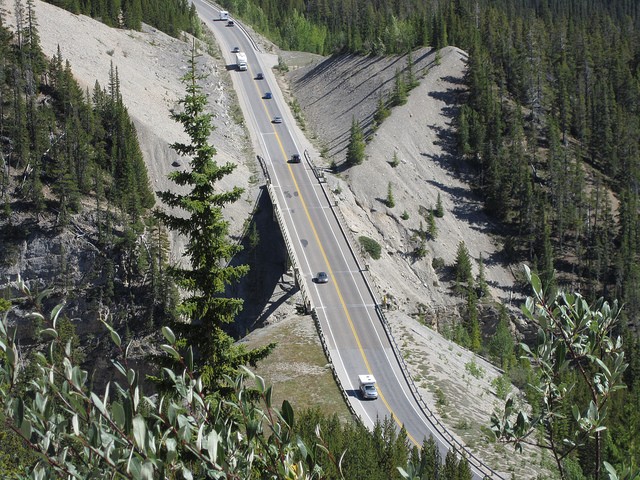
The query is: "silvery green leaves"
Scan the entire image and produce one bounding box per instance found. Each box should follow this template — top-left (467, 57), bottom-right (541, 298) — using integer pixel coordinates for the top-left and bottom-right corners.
top-left (491, 265), bottom-right (628, 479)
top-left (0, 297), bottom-right (326, 479)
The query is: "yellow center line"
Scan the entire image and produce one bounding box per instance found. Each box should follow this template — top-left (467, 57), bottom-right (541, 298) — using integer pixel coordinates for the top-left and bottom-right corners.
top-left (248, 71), bottom-right (418, 444)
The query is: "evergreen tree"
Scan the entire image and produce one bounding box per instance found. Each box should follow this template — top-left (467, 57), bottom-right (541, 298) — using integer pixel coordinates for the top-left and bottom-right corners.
top-left (435, 192), bottom-right (444, 217)
top-left (465, 288), bottom-right (482, 352)
top-left (476, 254), bottom-right (489, 297)
top-left (427, 209), bottom-right (438, 240)
top-left (122, 0), bottom-right (142, 30)
top-left (406, 49), bottom-right (418, 89)
top-left (345, 115), bottom-right (365, 166)
top-left (441, 450), bottom-right (459, 479)
top-left (386, 181), bottom-right (395, 208)
top-left (454, 240), bottom-right (473, 293)
top-left (374, 90), bottom-right (390, 127)
top-left (154, 43), bottom-right (273, 391)
top-left (488, 306), bottom-right (514, 370)
top-left (392, 68), bottom-right (408, 106)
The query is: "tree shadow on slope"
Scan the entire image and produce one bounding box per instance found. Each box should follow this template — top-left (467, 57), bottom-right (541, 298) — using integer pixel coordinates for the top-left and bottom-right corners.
top-left (291, 48), bottom-right (438, 162)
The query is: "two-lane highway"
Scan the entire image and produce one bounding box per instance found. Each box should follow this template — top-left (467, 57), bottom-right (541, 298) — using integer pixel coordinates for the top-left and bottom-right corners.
top-left (191, 3), bottom-right (500, 478)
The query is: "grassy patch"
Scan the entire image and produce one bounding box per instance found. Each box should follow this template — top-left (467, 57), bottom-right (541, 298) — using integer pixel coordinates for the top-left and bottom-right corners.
top-left (243, 317), bottom-right (351, 421)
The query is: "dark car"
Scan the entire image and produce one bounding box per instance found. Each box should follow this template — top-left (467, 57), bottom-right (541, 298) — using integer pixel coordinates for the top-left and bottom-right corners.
top-left (227, 19), bottom-right (234, 26)
top-left (232, 46), bottom-right (240, 53)
top-left (315, 272), bottom-right (329, 284)
top-left (256, 72), bottom-right (264, 80)
top-left (272, 116), bottom-right (283, 124)
top-left (290, 153), bottom-right (301, 163)
top-left (263, 92), bottom-right (272, 99)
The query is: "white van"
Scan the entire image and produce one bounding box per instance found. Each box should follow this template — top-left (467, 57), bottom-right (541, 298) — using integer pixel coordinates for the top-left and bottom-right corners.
top-left (219, 11), bottom-right (229, 20)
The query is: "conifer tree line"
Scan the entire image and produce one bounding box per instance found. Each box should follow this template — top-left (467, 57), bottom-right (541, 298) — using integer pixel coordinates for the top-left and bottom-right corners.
top-left (218, 0), bottom-right (639, 56)
top-left (43, 0), bottom-right (199, 38)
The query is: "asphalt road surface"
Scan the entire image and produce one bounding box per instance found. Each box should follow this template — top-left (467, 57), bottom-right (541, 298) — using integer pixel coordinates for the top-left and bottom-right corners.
top-left (191, 3), bottom-right (500, 478)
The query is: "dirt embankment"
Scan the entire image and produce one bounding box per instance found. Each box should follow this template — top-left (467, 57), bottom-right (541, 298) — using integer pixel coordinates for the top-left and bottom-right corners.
top-left (285, 47), bottom-right (519, 318)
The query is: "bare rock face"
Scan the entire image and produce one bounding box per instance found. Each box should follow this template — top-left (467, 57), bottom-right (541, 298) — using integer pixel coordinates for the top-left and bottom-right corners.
top-left (2, 211), bottom-right (108, 339)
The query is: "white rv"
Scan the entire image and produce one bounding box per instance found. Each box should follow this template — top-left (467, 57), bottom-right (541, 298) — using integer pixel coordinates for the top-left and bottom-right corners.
top-left (358, 374), bottom-right (378, 400)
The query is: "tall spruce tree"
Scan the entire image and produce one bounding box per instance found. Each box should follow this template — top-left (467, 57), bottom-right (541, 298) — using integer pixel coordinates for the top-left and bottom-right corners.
top-left (155, 43), bottom-right (272, 391)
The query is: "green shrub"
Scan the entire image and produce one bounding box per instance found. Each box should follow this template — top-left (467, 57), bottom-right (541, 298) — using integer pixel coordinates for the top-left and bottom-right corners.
top-left (359, 236), bottom-right (381, 260)
top-left (465, 360), bottom-right (485, 379)
top-left (491, 374), bottom-right (513, 399)
top-left (432, 257), bottom-right (445, 271)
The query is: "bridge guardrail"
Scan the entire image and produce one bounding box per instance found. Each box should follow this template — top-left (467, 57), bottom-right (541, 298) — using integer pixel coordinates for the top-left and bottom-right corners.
top-left (266, 183), bottom-right (312, 313)
top-left (311, 309), bottom-right (360, 421)
top-left (304, 149), bottom-right (325, 183)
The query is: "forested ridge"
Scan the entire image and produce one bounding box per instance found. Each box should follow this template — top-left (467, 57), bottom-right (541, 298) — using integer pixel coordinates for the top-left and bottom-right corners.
top-left (0, 0), bottom-right (175, 333)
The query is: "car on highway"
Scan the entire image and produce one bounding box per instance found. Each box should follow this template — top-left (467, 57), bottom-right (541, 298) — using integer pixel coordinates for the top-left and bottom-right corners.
top-left (272, 116), bottom-right (283, 124)
top-left (263, 92), bottom-right (272, 99)
top-left (290, 153), bottom-right (301, 163)
top-left (255, 72), bottom-right (264, 80)
top-left (232, 46), bottom-right (240, 53)
top-left (227, 19), bottom-right (234, 26)
top-left (315, 271), bottom-right (329, 283)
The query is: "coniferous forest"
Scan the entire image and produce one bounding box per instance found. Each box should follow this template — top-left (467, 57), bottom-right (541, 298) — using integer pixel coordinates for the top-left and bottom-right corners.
top-left (44, 0), bottom-right (199, 36)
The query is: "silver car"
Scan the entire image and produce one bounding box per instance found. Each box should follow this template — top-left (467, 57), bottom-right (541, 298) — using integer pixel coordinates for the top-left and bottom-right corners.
top-left (316, 272), bottom-right (329, 283)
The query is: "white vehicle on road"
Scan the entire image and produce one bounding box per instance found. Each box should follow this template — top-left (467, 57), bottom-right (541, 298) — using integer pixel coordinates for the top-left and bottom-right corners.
top-left (358, 374), bottom-right (378, 400)
top-left (235, 52), bottom-right (247, 71)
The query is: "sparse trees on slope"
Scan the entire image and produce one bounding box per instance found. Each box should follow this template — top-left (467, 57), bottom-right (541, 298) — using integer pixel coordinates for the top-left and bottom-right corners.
top-left (154, 43), bottom-right (273, 392)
